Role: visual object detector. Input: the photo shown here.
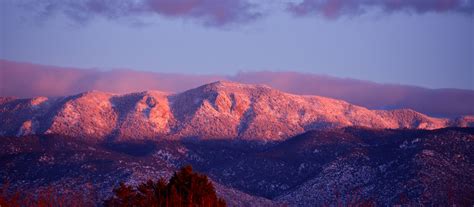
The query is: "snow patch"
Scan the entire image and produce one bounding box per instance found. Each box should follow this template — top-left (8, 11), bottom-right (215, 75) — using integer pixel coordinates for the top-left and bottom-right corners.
top-left (16, 120), bottom-right (39, 136)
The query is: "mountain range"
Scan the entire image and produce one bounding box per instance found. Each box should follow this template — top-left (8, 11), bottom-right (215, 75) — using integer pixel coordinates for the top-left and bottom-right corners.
top-left (2, 59), bottom-right (473, 117)
top-left (1, 81), bottom-right (473, 141)
top-left (1, 80), bottom-right (474, 206)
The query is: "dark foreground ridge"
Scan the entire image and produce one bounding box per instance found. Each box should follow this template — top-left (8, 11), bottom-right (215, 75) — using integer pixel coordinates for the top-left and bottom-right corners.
top-left (1, 166), bottom-right (227, 207)
top-left (1, 127), bottom-right (473, 206)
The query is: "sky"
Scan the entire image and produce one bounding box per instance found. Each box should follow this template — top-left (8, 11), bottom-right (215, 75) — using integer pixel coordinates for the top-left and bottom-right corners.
top-left (1, 0), bottom-right (473, 89)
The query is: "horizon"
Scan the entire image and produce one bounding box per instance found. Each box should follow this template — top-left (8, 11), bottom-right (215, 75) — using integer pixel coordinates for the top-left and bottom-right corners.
top-left (1, 58), bottom-right (473, 118)
top-left (1, 0), bottom-right (473, 90)
top-left (1, 58), bottom-right (473, 91)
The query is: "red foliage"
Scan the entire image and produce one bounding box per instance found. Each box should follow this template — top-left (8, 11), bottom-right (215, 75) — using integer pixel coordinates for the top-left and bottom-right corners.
top-left (104, 165), bottom-right (227, 207)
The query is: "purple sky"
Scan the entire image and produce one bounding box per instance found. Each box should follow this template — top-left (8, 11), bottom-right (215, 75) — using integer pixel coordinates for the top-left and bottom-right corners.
top-left (1, 0), bottom-right (473, 89)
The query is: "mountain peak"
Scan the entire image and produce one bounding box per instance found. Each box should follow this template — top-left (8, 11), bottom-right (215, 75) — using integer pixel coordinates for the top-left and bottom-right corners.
top-left (201, 80), bottom-right (272, 91)
top-left (209, 80), bottom-right (239, 86)
top-left (72, 90), bottom-right (113, 99)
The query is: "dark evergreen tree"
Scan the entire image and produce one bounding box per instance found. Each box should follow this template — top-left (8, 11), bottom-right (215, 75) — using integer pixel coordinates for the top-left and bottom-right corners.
top-left (104, 165), bottom-right (226, 207)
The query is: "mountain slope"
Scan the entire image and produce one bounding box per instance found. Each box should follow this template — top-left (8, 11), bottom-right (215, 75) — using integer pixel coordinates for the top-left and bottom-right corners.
top-left (1, 128), bottom-right (473, 206)
top-left (0, 135), bottom-right (278, 206)
top-left (274, 128), bottom-right (474, 206)
top-left (1, 81), bottom-right (471, 141)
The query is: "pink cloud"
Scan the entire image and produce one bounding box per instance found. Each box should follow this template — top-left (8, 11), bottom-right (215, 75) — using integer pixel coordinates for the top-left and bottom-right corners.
top-left (0, 59), bottom-right (223, 97)
top-left (23, 0), bottom-right (262, 27)
top-left (288, 0), bottom-right (473, 18)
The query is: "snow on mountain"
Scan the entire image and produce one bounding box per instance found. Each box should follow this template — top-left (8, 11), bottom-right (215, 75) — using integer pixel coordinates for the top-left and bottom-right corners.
top-left (0, 81), bottom-right (470, 140)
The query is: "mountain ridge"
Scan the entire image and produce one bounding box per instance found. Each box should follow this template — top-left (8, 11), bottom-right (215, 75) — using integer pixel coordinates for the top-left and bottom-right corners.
top-left (1, 81), bottom-right (472, 141)
top-left (2, 59), bottom-right (473, 117)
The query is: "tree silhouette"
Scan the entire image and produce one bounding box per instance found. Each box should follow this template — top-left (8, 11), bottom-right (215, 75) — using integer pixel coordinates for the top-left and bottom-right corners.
top-left (104, 165), bottom-right (227, 207)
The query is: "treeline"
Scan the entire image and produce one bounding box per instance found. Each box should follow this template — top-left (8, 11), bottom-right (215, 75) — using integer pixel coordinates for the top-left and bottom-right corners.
top-left (1, 166), bottom-right (226, 207)
top-left (0, 187), bottom-right (95, 207)
top-left (104, 165), bottom-right (226, 207)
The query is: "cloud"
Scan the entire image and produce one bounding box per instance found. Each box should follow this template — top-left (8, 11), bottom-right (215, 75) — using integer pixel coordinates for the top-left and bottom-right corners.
top-left (0, 59), bottom-right (223, 97)
top-left (21, 0), bottom-right (262, 27)
top-left (287, 0), bottom-right (474, 18)
top-left (13, 0), bottom-right (473, 26)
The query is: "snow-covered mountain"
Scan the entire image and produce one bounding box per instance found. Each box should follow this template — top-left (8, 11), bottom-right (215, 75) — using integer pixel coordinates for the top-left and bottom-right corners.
top-left (1, 81), bottom-right (472, 141)
top-left (3, 59), bottom-right (473, 118)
